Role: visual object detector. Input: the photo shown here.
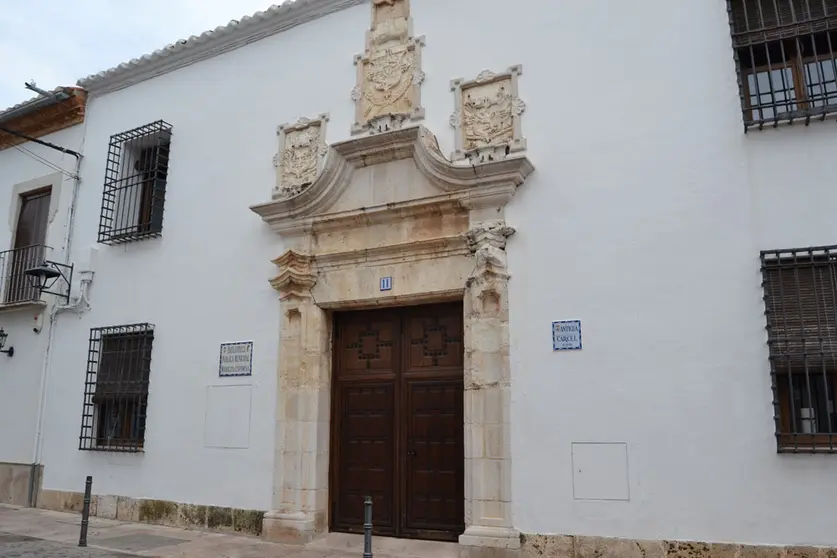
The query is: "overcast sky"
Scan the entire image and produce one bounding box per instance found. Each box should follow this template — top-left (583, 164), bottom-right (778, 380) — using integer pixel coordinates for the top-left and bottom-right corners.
top-left (0, 0), bottom-right (279, 110)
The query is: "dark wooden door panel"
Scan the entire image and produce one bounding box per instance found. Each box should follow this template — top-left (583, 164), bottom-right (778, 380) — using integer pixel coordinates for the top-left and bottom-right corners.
top-left (7, 189), bottom-right (50, 304)
top-left (335, 382), bottom-right (396, 534)
top-left (403, 379), bottom-right (464, 536)
top-left (338, 310), bottom-right (398, 375)
top-left (14, 188), bottom-right (51, 248)
top-left (405, 304), bottom-right (464, 372)
top-left (331, 302), bottom-right (464, 541)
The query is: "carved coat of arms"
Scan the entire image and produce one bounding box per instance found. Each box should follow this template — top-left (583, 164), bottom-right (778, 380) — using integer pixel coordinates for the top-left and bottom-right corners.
top-left (275, 116), bottom-right (329, 199)
top-left (282, 127), bottom-right (319, 189)
top-left (463, 86), bottom-right (514, 150)
top-left (362, 49), bottom-right (415, 119)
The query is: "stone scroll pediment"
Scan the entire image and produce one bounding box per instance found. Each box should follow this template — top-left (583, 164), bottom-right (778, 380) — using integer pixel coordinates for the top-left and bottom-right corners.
top-left (250, 126), bottom-right (534, 236)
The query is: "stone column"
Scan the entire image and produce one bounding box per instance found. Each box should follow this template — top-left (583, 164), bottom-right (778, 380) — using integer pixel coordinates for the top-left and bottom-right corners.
top-left (262, 251), bottom-right (331, 544)
top-left (460, 222), bottom-right (520, 556)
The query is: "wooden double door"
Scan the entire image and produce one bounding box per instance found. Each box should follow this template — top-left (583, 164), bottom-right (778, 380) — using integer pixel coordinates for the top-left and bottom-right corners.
top-left (330, 302), bottom-right (465, 541)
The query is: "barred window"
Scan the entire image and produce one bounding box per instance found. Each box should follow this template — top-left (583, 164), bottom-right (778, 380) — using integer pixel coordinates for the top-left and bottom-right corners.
top-left (79, 324), bottom-right (154, 452)
top-left (98, 121), bottom-right (172, 244)
top-left (761, 247), bottom-right (837, 453)
top-left (728, 0), bottom-right (837, 128)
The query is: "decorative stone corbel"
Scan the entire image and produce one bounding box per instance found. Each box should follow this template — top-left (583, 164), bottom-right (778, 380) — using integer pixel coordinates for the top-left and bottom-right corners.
top-left (273, 114), bottom-right (330, 200)
top-left (269, 250), bottom-right (317, 300)
top-left (450, 65), bottom-right (527, 164)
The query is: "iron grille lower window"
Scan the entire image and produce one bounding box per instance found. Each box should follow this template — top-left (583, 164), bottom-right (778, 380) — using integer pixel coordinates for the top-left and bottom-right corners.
top-left (727, 0), bottom-right (837, 129)
top-left (98, 120), bottom-right (172, 244)
top-left (761, 246), bottom-right (837, 452)
top-left (79, 323), bottom-right (154, 452)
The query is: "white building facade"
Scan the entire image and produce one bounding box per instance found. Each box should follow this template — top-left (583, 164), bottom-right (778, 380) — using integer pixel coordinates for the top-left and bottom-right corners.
top-left (2, 0), bottom-right (837, 555)
top-left (0, 87), bottom-right (87, 509)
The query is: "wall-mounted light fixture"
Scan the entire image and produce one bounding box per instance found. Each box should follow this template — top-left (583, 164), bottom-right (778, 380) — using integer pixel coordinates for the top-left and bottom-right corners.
top-left (24, 260), bottom-right (73, 304)
top-left (0, 328), bottom-right (14, 357)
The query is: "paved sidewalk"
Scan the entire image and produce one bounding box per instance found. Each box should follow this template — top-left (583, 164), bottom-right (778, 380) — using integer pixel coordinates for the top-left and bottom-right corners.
top-left (0, 505), bottom-right (459, 557)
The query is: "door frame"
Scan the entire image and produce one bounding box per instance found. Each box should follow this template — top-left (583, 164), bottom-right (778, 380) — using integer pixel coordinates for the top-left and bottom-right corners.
top-left (7, 172), bottom-right (62, 244)
top-left (328, 302), bottom-right (465, 542)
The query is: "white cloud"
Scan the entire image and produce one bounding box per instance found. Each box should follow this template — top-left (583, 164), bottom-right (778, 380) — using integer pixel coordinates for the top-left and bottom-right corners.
top-left (0, 0), bottom-right (280, 109)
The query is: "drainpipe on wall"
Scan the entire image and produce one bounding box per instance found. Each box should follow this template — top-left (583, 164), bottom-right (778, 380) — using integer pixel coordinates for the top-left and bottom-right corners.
top-left (28, 138), bottom-right (89, 508)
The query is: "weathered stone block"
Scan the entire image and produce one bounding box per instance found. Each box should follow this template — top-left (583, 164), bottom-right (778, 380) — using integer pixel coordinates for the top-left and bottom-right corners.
top-left (10, 466), bottom-right (31, 506)
top-left (576, 536), bottom-right (660, 558)
top-left (37, 489), bottom-right (59, 511)
top-left (708, 543), bottom-right (739, 558)
top-left (0, 465), bottom-right (13, 505)
top-left (207, 506), bottom-right (233, 530)
top-left (40, 490), bottom-right (84, 513)
top-left (96, 495), bottom-right (118, 519)
top-left (514, 534), bottom-right (837, 558)
top-left (521, 534), bottom-right (573, 557)
top-left (665, 540), bottom-right (712, 557)
top-left (636, 540), bottom-right (667, 558)
top-left (738, 545), bottom-right (784, 558)
top-left (116, 495), bottom-right (138, 521)
top-left (232, 509), bottom-right (264, 536)
top-left (786, 547), bottom-right (822, 558)
top-left (178, 504), bottom-right (208, 528)
top-left (138, 499), bottom-right (178, 525)
top-left (462, 549), bottom-right (521, 558)
top-left (262, 522), bottom-right (314, 544)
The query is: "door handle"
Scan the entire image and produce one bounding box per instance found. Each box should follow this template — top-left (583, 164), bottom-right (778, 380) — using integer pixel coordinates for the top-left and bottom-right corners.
top-left (407, 450), bottom-right (417, 457)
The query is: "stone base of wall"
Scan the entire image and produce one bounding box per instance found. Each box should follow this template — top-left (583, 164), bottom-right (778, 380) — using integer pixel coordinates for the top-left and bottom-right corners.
top-left (38, 489), bottom-right (264, 537)
top-left (33, 494), bottom-right (837, 556)
top-left (0, 463), bottom-right (41, 507)
top-left (521, 535), bottom-right (837, 558)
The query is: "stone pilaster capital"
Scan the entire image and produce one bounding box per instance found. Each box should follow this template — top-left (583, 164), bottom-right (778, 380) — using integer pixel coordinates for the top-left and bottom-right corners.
top-left (465, 221), bottom-right (515, 284)
top-left (465, 221), bottom-right (515, 252)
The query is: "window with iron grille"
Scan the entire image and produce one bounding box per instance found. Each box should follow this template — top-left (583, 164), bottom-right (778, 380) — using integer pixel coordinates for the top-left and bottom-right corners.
top-left (761, 246), bottom-right (837, 452)
top-left (727, 0), bottom-right (837, 129)
top-left (98, 121), bottom-right (172, 244)
top-left (79, 323), bottom-right (154, 452)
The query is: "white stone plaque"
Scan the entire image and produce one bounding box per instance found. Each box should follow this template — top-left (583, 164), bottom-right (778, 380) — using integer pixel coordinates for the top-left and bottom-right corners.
top-left (219, 341), bottom-right (253, 377)
top-left (552, 320), bottom-right (582, 351)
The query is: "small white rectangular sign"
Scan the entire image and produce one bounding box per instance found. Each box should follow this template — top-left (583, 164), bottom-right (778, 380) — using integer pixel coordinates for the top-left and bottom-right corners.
top-left (380, 276), bottom-right (393, 291)
top-left (219, 341), bottom-right (253, 377)
top-left (552, 320), bottom-right (582, 351)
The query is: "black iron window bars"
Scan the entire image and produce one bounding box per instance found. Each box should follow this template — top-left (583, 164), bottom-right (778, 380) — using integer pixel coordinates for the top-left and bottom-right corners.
top-left (727, 0), bottom-right (837, 129)
top-left (98, 120), bottom-right (172, 244)
top-left (79, 323), bottom-right (154, 452)
top-left (761, 246), bottom-right (837, 453)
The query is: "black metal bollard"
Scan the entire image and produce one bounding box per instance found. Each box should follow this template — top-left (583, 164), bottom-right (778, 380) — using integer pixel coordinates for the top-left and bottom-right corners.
top-left (78, 476), bottom-right (92, 547)
top-left (363, 495), bottom-right (373, 558)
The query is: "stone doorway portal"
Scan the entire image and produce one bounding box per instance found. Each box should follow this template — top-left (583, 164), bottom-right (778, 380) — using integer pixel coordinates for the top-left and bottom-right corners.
top-left (251, 125), bottom-right (533, 556)
top-left (330, 302), bottom-right (465, 542)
